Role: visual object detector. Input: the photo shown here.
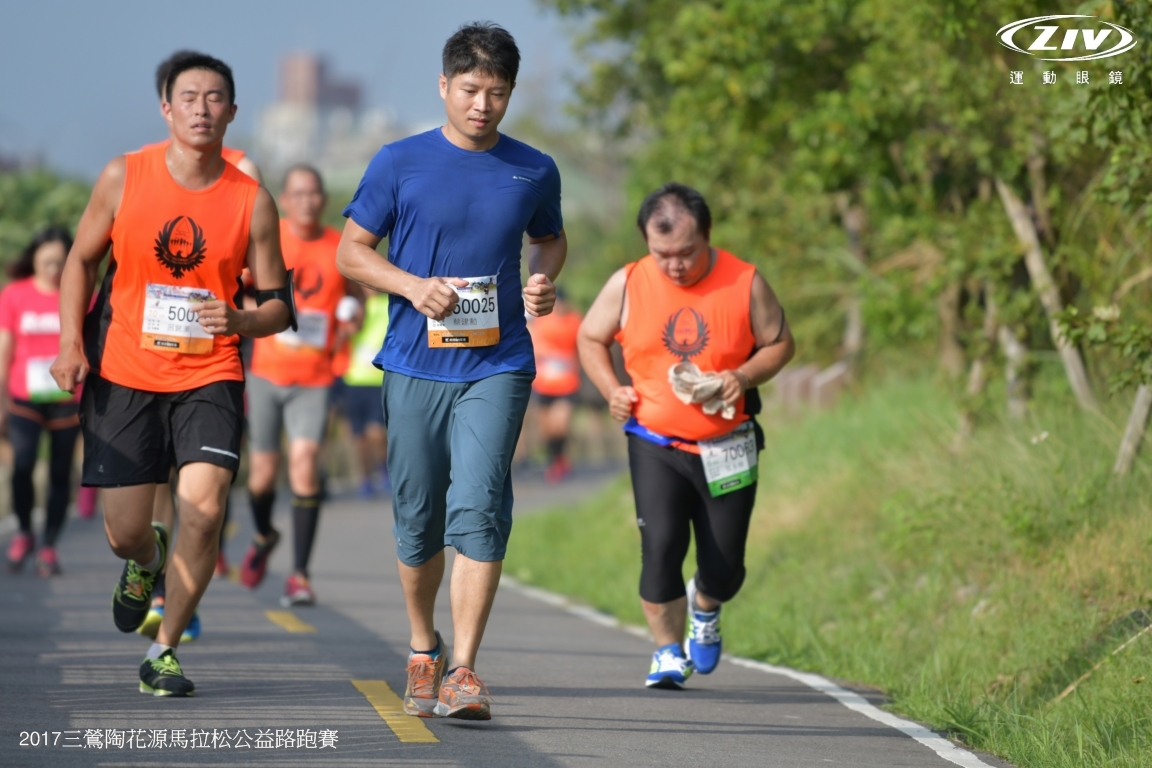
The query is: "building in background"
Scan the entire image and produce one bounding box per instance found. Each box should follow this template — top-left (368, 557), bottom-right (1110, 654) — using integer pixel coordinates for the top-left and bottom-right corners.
top-left (256, 53), bottom-right (407, 190)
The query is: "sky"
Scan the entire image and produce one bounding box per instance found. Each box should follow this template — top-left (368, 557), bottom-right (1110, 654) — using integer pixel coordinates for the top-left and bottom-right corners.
top-left (0, 0), bottom-right (579, 179)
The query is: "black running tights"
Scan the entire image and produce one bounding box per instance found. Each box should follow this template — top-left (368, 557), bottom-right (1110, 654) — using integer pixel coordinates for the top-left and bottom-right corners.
top-left (9, 407), bottom-right (80, 547)
top-left (627, 434), bottom-right (756, 605)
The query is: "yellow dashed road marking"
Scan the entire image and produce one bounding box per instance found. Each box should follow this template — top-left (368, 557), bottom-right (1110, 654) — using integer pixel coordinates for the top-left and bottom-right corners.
top-left (352, 680), bottom-right (439, 743)
top-left (264, 610), bottom-right (317, 633)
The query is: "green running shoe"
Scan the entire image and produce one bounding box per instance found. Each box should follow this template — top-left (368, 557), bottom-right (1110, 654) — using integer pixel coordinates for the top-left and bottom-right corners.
top-left (112, 523), bottom-right (168, 633)
top-left (139, 649), bottom-right (194, 697)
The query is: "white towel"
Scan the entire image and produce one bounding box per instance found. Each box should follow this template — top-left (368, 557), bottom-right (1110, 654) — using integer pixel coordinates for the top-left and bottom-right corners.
top-left (668, 361), bottom-right (735, 420)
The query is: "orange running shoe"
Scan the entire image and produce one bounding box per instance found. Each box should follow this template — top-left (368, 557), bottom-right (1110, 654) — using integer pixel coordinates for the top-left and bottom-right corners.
top-left (403, 631), bottom-right (447, 717)
top-left (434, 666), bottom-right (492, 720)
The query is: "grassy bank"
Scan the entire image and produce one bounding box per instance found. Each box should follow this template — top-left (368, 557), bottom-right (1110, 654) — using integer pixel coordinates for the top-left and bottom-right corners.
top-left (505, 374), bottom-right (1152, 767)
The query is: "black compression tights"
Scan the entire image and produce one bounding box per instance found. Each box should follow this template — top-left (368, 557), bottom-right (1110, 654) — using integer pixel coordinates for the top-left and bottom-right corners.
top-left (627, 434), bottom-right (757, 605)
top-left (9, 412), bottom-right (79, 548)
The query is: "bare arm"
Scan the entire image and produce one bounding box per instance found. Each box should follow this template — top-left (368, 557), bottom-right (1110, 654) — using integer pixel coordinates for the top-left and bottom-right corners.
top-left (716, 270), bottom-right (795, 404)
top-left (0, 330), bottom-right (12, 432)
top-left (577, 267), bottom-right (636, 422)
top-left (523, 230), bottom-right (567, 317)
top-left (335, 218), bottom-right (462, 320)
top-left (235, 156), bottom-right (262, 184)
top-left (196, 186), bottom-right (289, 337)
top-left (50, 157), bottom-right (125, 394)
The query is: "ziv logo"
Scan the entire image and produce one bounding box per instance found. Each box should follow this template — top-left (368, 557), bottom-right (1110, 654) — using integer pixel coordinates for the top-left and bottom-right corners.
top-left (997, 15), bottom-right (1138, 62)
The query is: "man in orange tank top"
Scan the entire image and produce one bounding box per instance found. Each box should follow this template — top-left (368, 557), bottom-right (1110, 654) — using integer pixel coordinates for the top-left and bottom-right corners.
top-left (136, 50), bottom-right (268, 647)
top-left (526, 290), bottom-right (583, 481)
top-left (51, 53), bottom-right (293, 698)
top-left (579, 183), bottom-right (795, 689)
top-left (240, 164), bottom-right (363, 606)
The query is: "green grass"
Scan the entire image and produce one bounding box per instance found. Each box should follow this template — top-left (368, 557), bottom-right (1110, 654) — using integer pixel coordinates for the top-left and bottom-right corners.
top-left (505, 373), bottom-right (1152, 767)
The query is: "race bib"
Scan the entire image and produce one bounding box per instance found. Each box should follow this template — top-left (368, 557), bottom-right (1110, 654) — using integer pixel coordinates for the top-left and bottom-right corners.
top-left (275, 309), bottom-right (329, 351)
top-left (698, 422), bottom-right (758, 497)
top-left (427, 276), bottom-right (500, 348)
top-left (26, 357), bottom-right (69, 402)
top-left (540, 355), bottom-right (575, 378)
top-left (140, 284), bottom-right (215, 355)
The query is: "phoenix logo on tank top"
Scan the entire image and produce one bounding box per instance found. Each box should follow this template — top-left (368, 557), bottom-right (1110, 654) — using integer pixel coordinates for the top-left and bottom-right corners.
top-left (296, 265), bottom-right (324, 300)
top-left (154, 216), bottom-right (208, 279)
top-left (662, 308), bottom-right (710, 361)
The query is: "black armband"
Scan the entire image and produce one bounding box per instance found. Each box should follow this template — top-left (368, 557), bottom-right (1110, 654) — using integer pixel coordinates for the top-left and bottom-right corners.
top-left (255, 268), bottom-right (298, 331)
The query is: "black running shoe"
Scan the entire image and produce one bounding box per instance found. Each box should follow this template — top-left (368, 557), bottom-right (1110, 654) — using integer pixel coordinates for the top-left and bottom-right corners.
top-left (139, 649), bottom-right (195, 697)
top-left (112, 523), bottom-right (168, 633)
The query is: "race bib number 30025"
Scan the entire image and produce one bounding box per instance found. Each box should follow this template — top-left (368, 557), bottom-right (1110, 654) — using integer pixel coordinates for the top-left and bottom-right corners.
top-left (427, 276), bottom-right (500, 348)
top-left (140, 284), bottom-right (215, 355)
top-left (698, 422), bottom-right (758, 497)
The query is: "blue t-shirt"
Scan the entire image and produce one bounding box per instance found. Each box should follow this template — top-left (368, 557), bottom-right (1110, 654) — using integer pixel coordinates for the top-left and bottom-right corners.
top-left (343, 128), bottom-right (563, 383)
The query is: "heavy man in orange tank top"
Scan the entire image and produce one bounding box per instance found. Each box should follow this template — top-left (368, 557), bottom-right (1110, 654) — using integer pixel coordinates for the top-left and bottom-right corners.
top-left (579, 183), bottom-right (795, 689)
top-left (51, 54), bottom-right (292, 697)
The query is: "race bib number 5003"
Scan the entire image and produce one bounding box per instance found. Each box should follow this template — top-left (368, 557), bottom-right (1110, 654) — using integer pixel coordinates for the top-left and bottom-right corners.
top-left (140, 284), bottom-right (215, 355)
top-left (427, 276), bottom-right (500, 348)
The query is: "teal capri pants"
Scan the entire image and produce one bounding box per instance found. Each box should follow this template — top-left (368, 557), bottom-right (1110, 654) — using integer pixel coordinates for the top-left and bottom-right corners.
top-left (382, 370), bottom-right (532, 566)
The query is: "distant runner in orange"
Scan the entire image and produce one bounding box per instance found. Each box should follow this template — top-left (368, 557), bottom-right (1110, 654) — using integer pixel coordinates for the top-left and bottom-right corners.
top-left (527, 290), bottom-right (582, 482)
top-left (240, 164), bottom-right (362, 608)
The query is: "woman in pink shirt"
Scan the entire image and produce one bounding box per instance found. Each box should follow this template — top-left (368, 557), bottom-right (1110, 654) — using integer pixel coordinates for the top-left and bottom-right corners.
top-left (1, 227), bottom-right (82, 576)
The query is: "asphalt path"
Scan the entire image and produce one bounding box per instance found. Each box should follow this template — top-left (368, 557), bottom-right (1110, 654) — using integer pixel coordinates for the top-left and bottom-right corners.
top-left (0, 470), bottom-right (1013, 767)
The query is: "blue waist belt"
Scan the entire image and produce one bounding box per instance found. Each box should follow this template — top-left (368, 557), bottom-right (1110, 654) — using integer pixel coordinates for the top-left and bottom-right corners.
top-left (622, 417), bottom-right (694, 448)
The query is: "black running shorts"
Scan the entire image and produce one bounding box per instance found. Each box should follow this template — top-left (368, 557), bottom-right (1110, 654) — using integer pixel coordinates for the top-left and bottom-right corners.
top-left (80, 373), bottom-right (245, 487)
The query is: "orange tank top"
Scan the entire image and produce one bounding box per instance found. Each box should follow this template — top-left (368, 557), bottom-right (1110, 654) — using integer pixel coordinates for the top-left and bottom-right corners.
top-left (87, 143), bottom-right (258, 392)
top-left (530, 311), bottom-right (582, 396)
top-left (249, 223), bottom-right (346, 388)
top-left (617, 249), bottom-right (756, 442)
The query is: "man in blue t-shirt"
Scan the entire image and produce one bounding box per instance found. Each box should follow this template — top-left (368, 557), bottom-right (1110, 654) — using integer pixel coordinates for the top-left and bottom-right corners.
top-left (337, 22), bottom-right (566, 722)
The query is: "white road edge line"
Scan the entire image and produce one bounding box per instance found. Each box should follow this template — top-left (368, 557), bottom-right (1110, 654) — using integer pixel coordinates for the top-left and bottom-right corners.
top-left (500, 575), bottom-right (995, 768)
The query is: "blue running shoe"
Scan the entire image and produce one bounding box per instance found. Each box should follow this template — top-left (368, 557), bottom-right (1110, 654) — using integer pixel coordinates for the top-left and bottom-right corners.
top-left (686, 577), bottom-right (722, 674)
top-left (646, 643), bottom-right (694, 689)
top-left (181, 611), bottom-right (201, 642)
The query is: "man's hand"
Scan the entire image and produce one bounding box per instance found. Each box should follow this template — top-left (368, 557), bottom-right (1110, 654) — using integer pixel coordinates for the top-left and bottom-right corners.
top-left (609, 385), bottom-right (639, 422)
top-left (718, 369), bottom-right (751, 406)
top-left (523, 273), bottom-right (556, 317)
top-left (51, 345), bottom-right (89, 395)
top-left (197, 300), bottom-right (244, 336)
top-left (409, 277), bottom-right (465, 321)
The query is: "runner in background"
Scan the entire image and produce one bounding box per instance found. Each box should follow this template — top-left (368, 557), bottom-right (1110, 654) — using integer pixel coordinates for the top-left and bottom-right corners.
top-left (527, 289), bottom-right (582, 482)
top-left (578, 183), bottom-right (794, 689)
top-left (52, 53), bottom-right (291, 696)
top-left (339, 288), bottom-right (389, 497)
top-left (239, 164), bottom-right (360, 607)
top-left (1, 227), bottom-right (81, 577)
top-left (138, 49), bottom-right (266, 644)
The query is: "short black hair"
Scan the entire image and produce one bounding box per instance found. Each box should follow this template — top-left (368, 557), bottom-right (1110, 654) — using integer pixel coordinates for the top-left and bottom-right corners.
top-left (155, 49), bottom-right (203, 99)
top-left (637, 183), bottom-right (712, 239)
top-left (8, 225), bottom-right (73, 280)
top-left (282, 164), bottom-right (325, 194)
top-left (442, 22), bottom-right (520, 86)
top-left (164, 52), bottom-right (235, 105)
